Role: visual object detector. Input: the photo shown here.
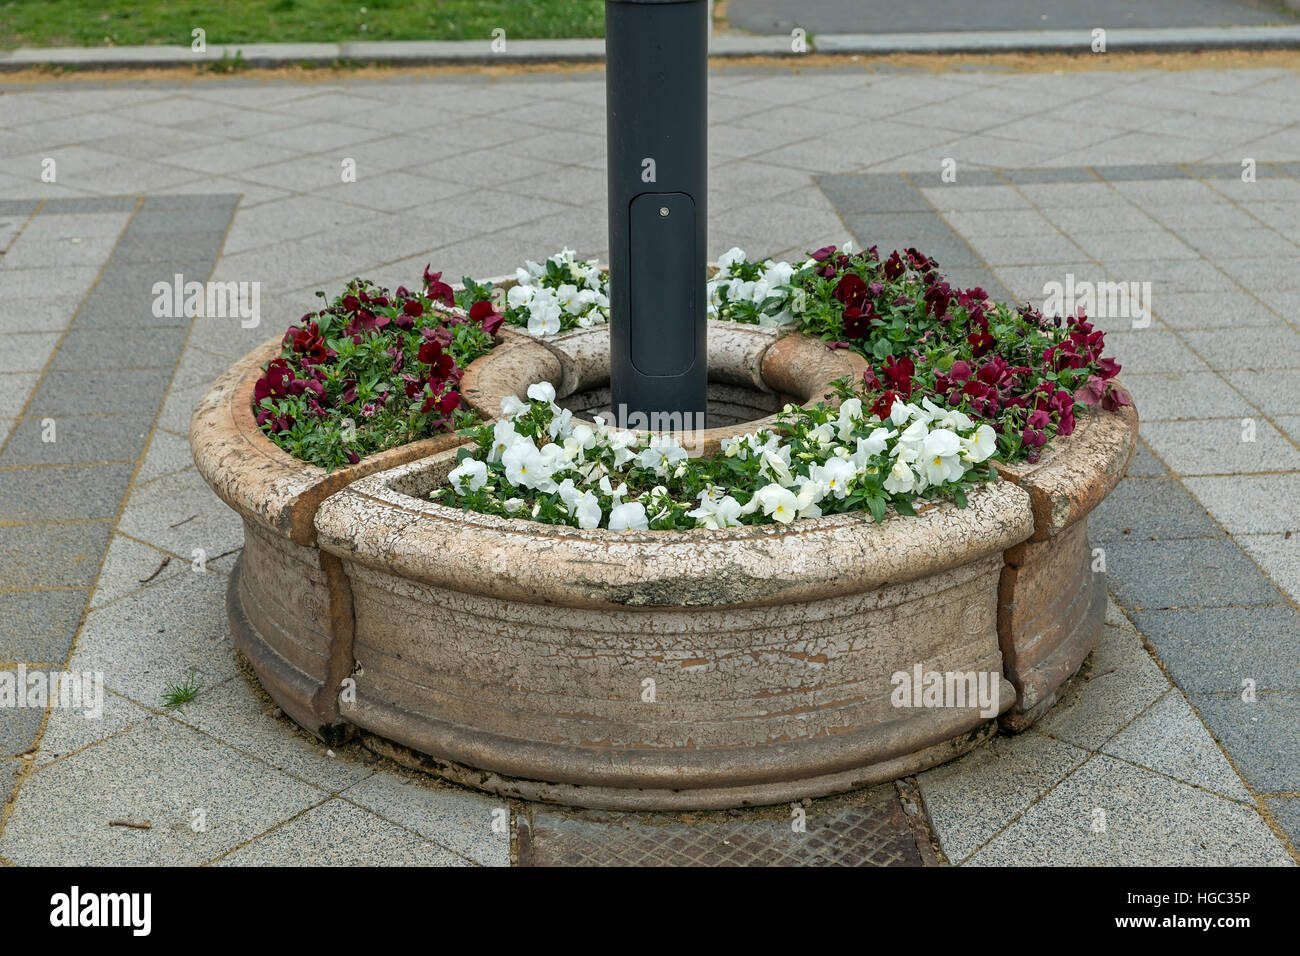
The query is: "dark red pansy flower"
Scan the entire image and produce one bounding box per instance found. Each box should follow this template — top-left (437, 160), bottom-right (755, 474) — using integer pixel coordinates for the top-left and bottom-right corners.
top-left (469, 299), bottom-right (505, 335)
top-left (882, 251), bottom-right (906, 280)
top-left (403, 298), bottom-right (423, 318)
top-left (871, 389), bottom-right (902, 419)
top-left (949, 360), bottom-right (972, 382)
top-left (345, 450), bottom-right (361, 465)
top-left (1022, 427), bottom-right (1047, 449)
top-left (417, 341), bottom-right (443, 366)
top-left (1102, 384), bottom-right (1132, 411)
top-left (423, 266), bottom-right (455, 305)
top-left (882, 354), bottom-right (915, 398)
top-left (843, 308), bottom-right (871, 340)
top-left (811, 245), bottom-right (837, 262)
top-left (967, 328), bottom-right (995, 358)
top-left (342, 294), bottom-right (360, 313)
top-left (341, 381), bottom-right (358, 404)
top-left (254, 358), bottom-right (293, 401)
top-left (834, 274), bottom-right (870, 311)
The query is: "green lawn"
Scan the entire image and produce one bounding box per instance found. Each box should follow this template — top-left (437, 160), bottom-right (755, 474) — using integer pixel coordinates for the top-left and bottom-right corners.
top-left (0, 0), bottom-right (606, 50)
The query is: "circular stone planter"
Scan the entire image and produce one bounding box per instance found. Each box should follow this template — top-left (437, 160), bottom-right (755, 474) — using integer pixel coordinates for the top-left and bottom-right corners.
top-left (192, 316), bottom-right (1138, 809)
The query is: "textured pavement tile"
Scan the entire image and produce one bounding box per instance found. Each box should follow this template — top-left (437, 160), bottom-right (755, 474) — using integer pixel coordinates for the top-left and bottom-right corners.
top-left (1103, 536), bottom-right (1286, 609)
top-left (72, 291), bottom-right (187, 330)
top-left (1265, 797), bottom-right (1300, 849)
top-left (26, 368), bottom-right (175, 417)
top-left (32, 688), bottom-right (149, 769)
top-left (0, 373), bottom-right (38, 418)
top-left (216, 798), bottom-right (467, 867)
top-left (171, 679), bottom-right (372, 794)
top-left (0, 701), bottom-right (43, 758)
top-left (1151, 291), bottom-right (1283, 330)
top-left (133, 428), bottom-right (194, 486)
top-left (917, 732), bottom-right (1089, 864)
top-left (88, 533), bottom-right (188, 610)
top-left (0, 414), bottom-right (154, 467)
top-left (1101, 331), bottom-right (1209, 375)
top-left (116, 467), bottom-right (244, 559)
top-left (1182, 327), bottom-right (1300, 371)
top-left (1142, 418), bottom-right (1300, 475)
top-left (49, 327), bottom-right (188, 371)
top-left (965, 755), bottom-right (1292, 866)
top-left (1103, 691), bottom-right (1252, 802)
top-left (1236, 533), bottom-right (1300, 603)
top-left (1034, 624), bottom-right (1169, 751)
top-left (0, 588), bottom-right (87, 663)
top-left (341, 773), bottom-right (510, 867)
top-left (1224, 369), bottom-right (1300, 417)
top-left (68, 569), bottom-right (235, 705)
top-left (1185, 475), bottom-right (1300, 535)
top-left (1089, 477), bottom-right (1224, 542)
top-left (0, 716), bottom-right (325, 866)
top-left (0, 464), bottom-right (134, 523)
top-left (1122, 372), bottom-right (1254, 421)
top-left (0, 522), bottom-right (112, 589)
top-left (0, 332), bottom-right (60, 374)
top-left (1127, 439), bottom-right (1168, 476)
top-left (1192, 693), bottom-right (1300, 794)
top-left (1131, 607), bottom-right (1300, 694)
top-left (1, 759), bottom-right (17, 805)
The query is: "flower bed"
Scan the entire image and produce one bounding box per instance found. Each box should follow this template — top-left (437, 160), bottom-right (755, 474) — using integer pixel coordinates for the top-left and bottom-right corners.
top-left (195, 239), bottom-right (1138, 807)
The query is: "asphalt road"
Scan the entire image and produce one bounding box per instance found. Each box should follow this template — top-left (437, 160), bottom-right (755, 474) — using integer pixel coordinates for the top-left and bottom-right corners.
top-left (724, 0), bottom-right (1296, 35)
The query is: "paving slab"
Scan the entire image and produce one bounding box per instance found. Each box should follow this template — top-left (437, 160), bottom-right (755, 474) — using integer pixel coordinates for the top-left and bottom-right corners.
top-left (0, 522), bottom-right (113, 590)
top-left (1142, 418), bottom-right (1300, 475)
top-left (1033, 623), bottom-right (1170, 751)
top-left (1192, 692), bottom-right (1300, 794)
top-left (0, 414), bottom-right (155, 467)
top-left (1235, 532), bottom-right (1300, 603)
top-left (1102, 691), bottom-right (1253, 802)
top-left (341, 773), bottom-right (511, 867)
top-left (0, 716), bottom-right (325, 866)
top-left (1131, 606), bottom-right (1300, 693)
top-left (32, 688), bottom-right (150, 769)
top-left (1102, 535), bottom-right (1286, 609)
top-left (1089, 477), bottom-right (1224, 542)
top-left (916, 731), bottom-right (1089, 863)
top-left (966, 755), bottom-right (1292, 866)
top-left (215, 798), bottom-right (468, 867)
top-left (1185, 474), bottom-right (1300, 535)
top-left (0, 588), bottom-right (87, 664)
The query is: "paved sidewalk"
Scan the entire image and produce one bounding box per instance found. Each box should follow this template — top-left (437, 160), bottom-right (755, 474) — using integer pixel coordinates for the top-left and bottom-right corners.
top-left (1, 61), bottom-right (1298, 865)
top-left (726, 0), bottom-right (1297, 35)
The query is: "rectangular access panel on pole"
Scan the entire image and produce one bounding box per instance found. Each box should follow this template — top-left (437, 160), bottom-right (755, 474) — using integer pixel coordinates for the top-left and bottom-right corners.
top-left (606, 0), bottom-right (708, 427)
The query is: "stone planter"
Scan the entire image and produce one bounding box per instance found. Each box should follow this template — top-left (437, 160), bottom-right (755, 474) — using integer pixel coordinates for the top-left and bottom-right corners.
top-left (192, 318), bottom-right (1137, 809)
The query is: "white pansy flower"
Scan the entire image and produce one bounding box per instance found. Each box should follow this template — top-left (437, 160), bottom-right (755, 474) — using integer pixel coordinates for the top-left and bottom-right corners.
top-left (718, 247), bottom-right (747, 273)
top-left (526, 381), bottom-right (557, 403)
top-left (609, 501), bottom-right (649, 532)
top-left (961, 423), bottom-right (998, 463)
top-left (883, 458), bottom-right (917, 495)
top-left (507, 284), bottom-right (535, 309)
top-left (810, 457), bottom-right (856, 500)
top-left (920, 429), bottom-right (965, 485)
top-left (689, 491), bottom-right (743, 529)
top-left (489, 419), bottom-right (524, 462)
top-left (742, 483), bottom-right (799, 524)
top-left (599, 475), bottom-right (628, 500)
top-left (574, 491), bottom-right (602, 529)
top-left (526, 293), bottom-right (562, 336)
top-left (638, 435), bottom-right (688, 476)
top-left (448, 458), bottom-right (487, 494)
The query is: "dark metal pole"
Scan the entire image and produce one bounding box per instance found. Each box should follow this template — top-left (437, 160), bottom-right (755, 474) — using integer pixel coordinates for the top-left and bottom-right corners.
top-left (606, 0), bottom-right (708, 429)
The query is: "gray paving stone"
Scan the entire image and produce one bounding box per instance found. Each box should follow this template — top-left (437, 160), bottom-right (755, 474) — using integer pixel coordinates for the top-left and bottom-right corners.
top-left (87, 261), bottom-right (215, 299)
top-left (1034, 624), bottom-right (1169, 751)
top-left (1217, 256), bottom-right (1300, 292)
top-left (32, 688), bottom-right (149, 769)
top-left (215, 798), bottom-right (467, 867)
top-left (0, 716), bottom-right (325, 866)
top-left (1089, 477), bottom-right (1224, 542)
top-left (116, 467), bottom-right (244, 560)
top-left (1150, 291), bottom-right (1281, 330)
top-left (38, 197), bottom-right (138, 215)
top-left (1143, 418), bottom-right (1300, 475)
top-left (341, 773), bottom-right (511, 867)
top-left (1225, 369), bottom-right (1300, 417)
top-left (68, 568), bottom-right (236, 705)
top-left (0, 373), bottom-right (38, 418)
top-left (0, 414), bottom-right (154, 467)
top-left (0, 523), bottom-right (112, 590)
top-left (88, 533), bottom-right (190, 610)
top-left (0, 464), bottom-right (134, 523)
top-left (0, 332), bottom-right (60, 373)
top-left (26, 368), bottom-right (175, 417)
top-left (1236, 532), bottom-right (1300, 604)
top-left (1105, 532), bottom-right (1289, 609)
top-left (0, 760), bottom-right (17, 805)
top-left (966, 755), bottom-right (1291, 866)
top-left (1127, 439), bottom-right (1169, 476)
top-left (1193, 693), bottom-right (1300, 794)
top-left (109, 232), bottom-right (226, 266)
top-left (171, 679), bottom-right (372, 794)
top-left (1182, 326), bottom-right (1300, 370)
top-left (818, 175), bottom-right (931, 214)
top-left (134, 427), bottom-right (194, 486)
top-left (917, 731), bottom-right (1089, 864)
top-left (0, 699), bottom-right (44, 758)
top-left (1123, 372), bottom-right (1255, 421)
top-left (1103, 691), bottom-right (1252, 802)
top-left (49, 327), bottom-right (188, 371)
top-left (1264, 796), bottom-right (1300, 849)
top-left (1131, 606), bottom-right (1300, 693)
top-left (1089, 330), bottom-right (1210, 376)
top-left (71, 291), bottom-right (187, 330)
top-left (1185, 475), bottom-right (1300, 535)
top-left (0, 588), bottom-right (87, 664)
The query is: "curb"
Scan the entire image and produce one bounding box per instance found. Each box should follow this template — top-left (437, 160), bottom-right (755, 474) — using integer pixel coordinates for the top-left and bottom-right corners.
top-left (3, 24), bottom-right (1300, 72)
